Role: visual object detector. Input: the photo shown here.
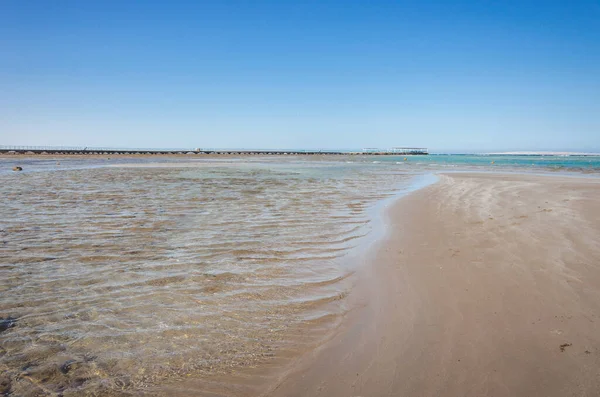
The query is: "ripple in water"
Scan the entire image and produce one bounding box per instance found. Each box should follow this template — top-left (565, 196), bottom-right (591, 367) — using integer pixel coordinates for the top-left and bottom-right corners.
top-left (0, 161), bottom-right (413, 395)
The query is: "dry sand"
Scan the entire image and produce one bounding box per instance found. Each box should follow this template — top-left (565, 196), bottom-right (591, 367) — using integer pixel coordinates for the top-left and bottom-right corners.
top-left (266, 172), bottom-right (600, 397)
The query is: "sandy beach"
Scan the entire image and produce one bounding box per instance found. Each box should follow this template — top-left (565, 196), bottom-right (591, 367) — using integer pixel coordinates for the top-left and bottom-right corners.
top-left (267, 172), bottom-right (600, 397)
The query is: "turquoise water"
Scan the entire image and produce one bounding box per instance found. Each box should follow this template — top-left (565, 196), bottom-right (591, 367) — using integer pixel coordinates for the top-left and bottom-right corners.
top-left (373, 154), bottom-right (600, 173)
top-left (3, 153), bottom-right (599, 175)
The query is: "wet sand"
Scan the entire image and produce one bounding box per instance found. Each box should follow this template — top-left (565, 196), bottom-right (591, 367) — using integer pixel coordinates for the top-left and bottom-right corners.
top-left (268, 173), bottom-right (600, 397)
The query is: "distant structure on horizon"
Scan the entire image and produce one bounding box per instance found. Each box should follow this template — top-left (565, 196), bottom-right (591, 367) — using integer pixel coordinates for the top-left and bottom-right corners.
top-left (362, 147), bottom-right (428, 155)
top-left (0, 145), bottom-right (428, 156)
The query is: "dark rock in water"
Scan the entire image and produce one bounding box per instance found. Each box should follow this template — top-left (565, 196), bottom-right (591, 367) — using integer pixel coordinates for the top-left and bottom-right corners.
top-left (12, 166), bottom-right (22, 171)
top-left (0, 374), bottom-right (11, 395)
top-left (60, 359), bottom-right (80, 374)
top-left (0, 317), bottom-right (16, 333)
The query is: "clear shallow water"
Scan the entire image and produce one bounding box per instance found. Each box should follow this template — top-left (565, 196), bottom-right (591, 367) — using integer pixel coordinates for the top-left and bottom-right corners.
top-left (3, 153), bottom-right (600, 175)
top-left (384, 153), bottom-right (600, 172)
top-left (1, 154), bottom-right (599, 396)
top-left (0, 159), bottom-right (415, 396)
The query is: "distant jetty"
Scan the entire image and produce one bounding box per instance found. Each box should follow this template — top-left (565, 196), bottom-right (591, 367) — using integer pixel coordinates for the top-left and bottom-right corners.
top-left (0, 146), bottom-right (429, 156)
top-left (362, 147), bottom-right (428, 155)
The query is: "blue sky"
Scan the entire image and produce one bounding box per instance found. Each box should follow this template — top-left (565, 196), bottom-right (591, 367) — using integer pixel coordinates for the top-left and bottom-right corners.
top-left (1, 0), bottom-right (599, 152)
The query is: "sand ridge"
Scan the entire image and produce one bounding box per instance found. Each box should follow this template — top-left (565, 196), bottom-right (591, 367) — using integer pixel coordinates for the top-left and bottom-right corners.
top-left (267, 172), bottom-right (600, 397)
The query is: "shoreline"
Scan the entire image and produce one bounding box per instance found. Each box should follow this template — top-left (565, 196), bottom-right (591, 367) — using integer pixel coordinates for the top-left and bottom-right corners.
top-left (4, 161), bottom-right (600, 396)
top-left (156, 173), bottom-right (440, 397)
top-left (264, 172), bottom-right (600, 397)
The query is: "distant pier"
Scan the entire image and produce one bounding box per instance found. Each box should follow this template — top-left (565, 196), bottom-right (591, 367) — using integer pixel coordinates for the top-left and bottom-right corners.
top-left (362, 147), bottom-right (428, 155)
top-left (0, 146), bottom-right (428, 156)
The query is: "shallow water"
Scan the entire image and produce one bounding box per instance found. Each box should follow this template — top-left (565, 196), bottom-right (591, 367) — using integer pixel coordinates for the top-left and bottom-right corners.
top-left (0, 160), bottom-right (417, 396)
top-left (1, 154), bottom-right (599, 396)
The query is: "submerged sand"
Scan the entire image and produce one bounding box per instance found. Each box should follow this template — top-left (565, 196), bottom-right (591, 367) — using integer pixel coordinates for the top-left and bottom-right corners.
top-left (267, 172), bottom-right (600, 397)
